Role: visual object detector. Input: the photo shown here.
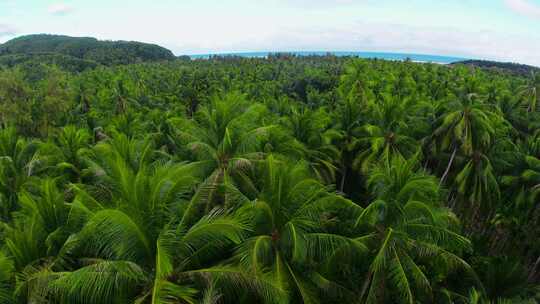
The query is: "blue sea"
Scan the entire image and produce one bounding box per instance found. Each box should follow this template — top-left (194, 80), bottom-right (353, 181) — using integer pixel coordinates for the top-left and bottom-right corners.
top-left (189, 51), bottom-right (468, 64)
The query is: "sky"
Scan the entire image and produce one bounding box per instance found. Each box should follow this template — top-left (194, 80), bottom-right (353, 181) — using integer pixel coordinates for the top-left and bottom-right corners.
top-left (0, 0), bottom-right (539, 66)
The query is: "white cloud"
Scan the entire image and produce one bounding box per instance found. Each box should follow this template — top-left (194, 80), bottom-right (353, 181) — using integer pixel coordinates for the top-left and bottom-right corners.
top-left (504, 0), bottom-right (540, 19)
top-left (171, 21), bottom-right (540, 66)
top-left (0, 23), bottom-right (16, 38)
top-left (263, 0), bottom-right (369, 9)
top-left (285, 0), bottom-right (356, 4)
top-left (47, 3), bottom-right (74, 16)
top-left (19, 0), bottom-right (539, 66)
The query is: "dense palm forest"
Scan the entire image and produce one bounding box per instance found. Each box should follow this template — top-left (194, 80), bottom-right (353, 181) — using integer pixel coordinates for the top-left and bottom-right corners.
top-left (0, 52), bottom-right (539, 303)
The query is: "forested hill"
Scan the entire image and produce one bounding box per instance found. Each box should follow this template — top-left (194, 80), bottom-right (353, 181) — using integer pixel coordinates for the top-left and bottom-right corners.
top-left (0, 34), bottom-right (175, 67)
top-left (451, 59), bottom-right (540, 76)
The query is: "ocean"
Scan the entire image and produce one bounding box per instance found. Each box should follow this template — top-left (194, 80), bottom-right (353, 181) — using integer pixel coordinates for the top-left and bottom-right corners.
top-left (189, 51), bottom-right (468, 64)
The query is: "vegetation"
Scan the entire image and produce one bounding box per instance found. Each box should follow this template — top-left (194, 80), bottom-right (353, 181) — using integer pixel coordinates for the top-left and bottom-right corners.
top-left (0, 34), bottom-right (175, 67)
top-left (0, 49), bottom-right (539, 303)
top-left (0, 53), bottom-right (99, 73)
top-left (452, 59), bottom-right (540, 77)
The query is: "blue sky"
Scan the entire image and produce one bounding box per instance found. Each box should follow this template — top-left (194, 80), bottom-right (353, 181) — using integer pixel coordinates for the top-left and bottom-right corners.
top-left (0, 0), bottom-right (539, 65)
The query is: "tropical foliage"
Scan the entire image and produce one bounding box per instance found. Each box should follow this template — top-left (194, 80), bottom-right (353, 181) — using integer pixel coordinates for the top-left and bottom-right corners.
top-left (0, 53), bottom-right (539, 303)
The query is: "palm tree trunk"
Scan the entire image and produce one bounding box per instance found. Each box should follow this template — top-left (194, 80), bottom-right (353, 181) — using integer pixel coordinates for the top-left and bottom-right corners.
top-left (359, 271), bottom-right (373, 302)
top-left (439, 147), bottom-right (457, 186)
top-left (339, 164), bottom-right (347, 193)
top-left (528, 255), bottom-right (540, 282)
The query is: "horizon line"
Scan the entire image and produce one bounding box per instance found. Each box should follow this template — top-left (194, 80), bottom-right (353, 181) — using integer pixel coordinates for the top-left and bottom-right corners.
top-left (181, 50), bottom-right (540, 67)
top-left (182, 50), bottom-right (476, 65)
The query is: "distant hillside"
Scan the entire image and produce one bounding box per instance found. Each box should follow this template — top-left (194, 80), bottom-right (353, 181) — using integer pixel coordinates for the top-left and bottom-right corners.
top-left (0, 34), bottom-right (175, 66)
top-left (451, 59), bottom-right (539, 77)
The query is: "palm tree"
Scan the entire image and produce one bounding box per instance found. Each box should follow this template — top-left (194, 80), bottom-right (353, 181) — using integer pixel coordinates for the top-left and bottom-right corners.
top-left (27, 151), bottom-right (255, 303)
top-left (86, 132), bottom-right (157, 176)
top-left (0, 178), bottom-right (72, 303)
top-left (501, 135), bottom-right (540, 210)
top-left (47, 208), bottom-right (250, 304)
top-left (433, 93), bottom-right (511, 229)
top-left (279, 107), bottom-right (340, 184)
top-left (391, 70), bottom-right (417, 99)
top-left (0, 252), bottom-right (14, 303)
top-left (112, 78), bottom-right (134, 115)
top-left (37, 125), bottom-right (93, 183)
top-left (334, 97), bottom-right (364, 193)
top-left (338, 60), bottom-right (373, 104)
top-left (230, 156), bottom-right (363, 304)
top-left (499, 136), bottom-right (540, 281)
top-left (172, 92), bottom-right (274, 211)
top-left (0, 68), bottom-right (33, 132)
top-left (354, 94), bottom-right (424, 173)
top-left (73, 80), bottom-right (93, 116)
top-left (432, 93), bottom-right (497, 184)
top-left (352, 156), bottom-right (481, 304)
top-left (519, 71), bottom-right (539, 113)
top-left (0, 128), bottom-right (42, 219)
top-left (494, 94), bottom-right (529, 136)
top-left (473, 257), bottom-right (534, 302)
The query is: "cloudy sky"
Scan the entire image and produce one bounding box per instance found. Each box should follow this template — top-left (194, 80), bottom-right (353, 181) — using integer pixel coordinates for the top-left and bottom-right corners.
top-left (1, 0), bottom-right (539, 65)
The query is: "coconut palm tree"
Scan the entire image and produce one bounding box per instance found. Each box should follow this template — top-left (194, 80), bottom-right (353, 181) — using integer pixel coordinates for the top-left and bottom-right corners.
top-left (353, 156), bottom-right (481, 304)
top-left (519, 71), bottom-right (540, 113)
top-left (0, 68), bottom-right (33, 132)
top-left (86, 131), bottom-right (157, 177)
top-left (431, 93), bottom-right (498, 185)
top-left (333, 97), bottom-right (364, 193)
top-left (37, 125), bottom-right (93, 183)
top-left (229, 156), bottom-right (364, 304)
top-left (47, 207), bottom-right (251, 304)
top-left (172, 92), bottom-right (274, 211)
top-left (501, 135), bottom-right (540, 210)
top-left (433, 93), bottom-right (512, 228)
top-left (21, 150), bottom-right (256, 303)
top-left (338, 60), bottom-right (373, 104)
top-left (0, 128), bottom-right (43, 219)
top-left (498, 136), bottom-right (540, 281)
top-left (354, 94), bottom-right (424, 173)
top-left (0, 252), bottom-right (14, 303)
top-left (0, 178), bottom-right (73, 303)
top-left (279, 107), bottom-right (340, 184)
